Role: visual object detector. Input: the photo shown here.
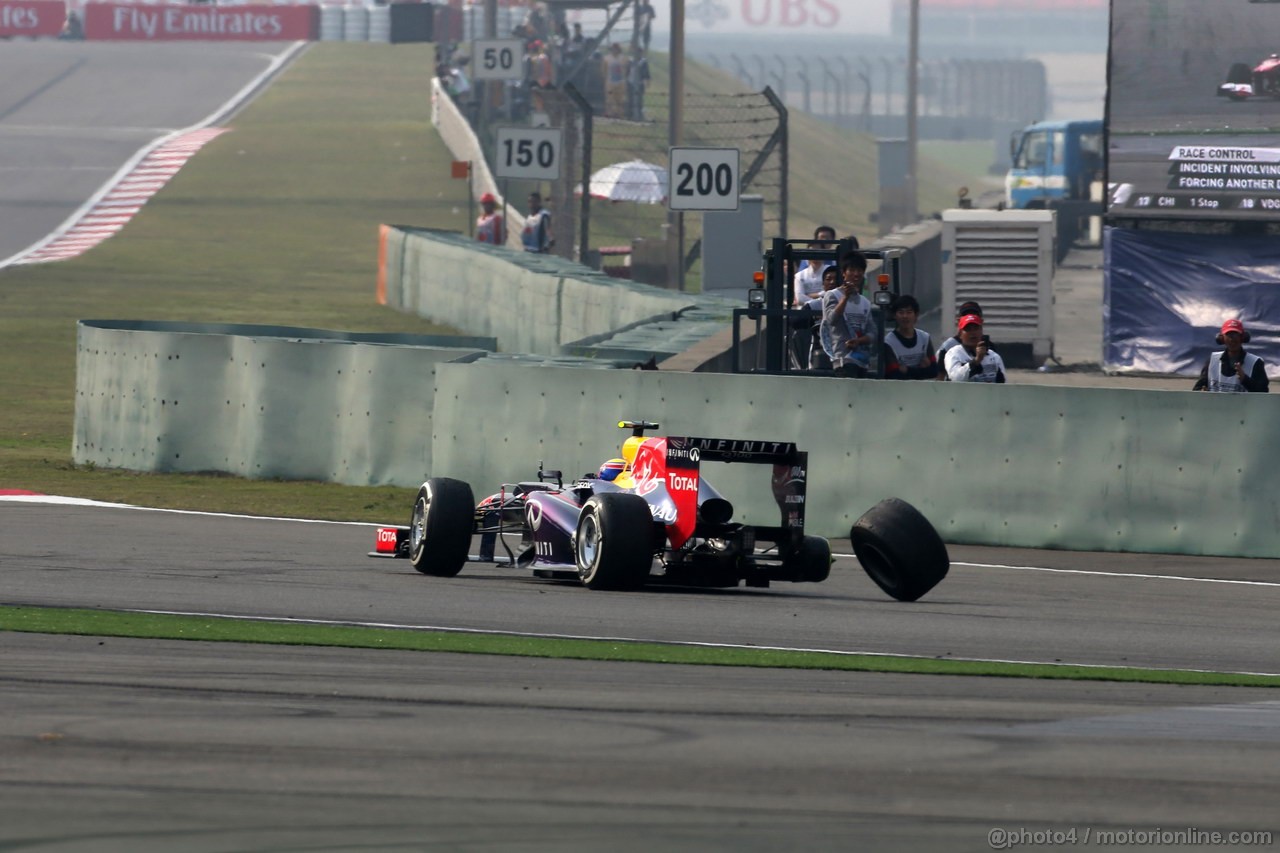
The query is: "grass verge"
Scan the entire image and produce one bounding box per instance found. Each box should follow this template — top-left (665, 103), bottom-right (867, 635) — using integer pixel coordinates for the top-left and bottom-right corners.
top-left (3, 604), bottom-right (1277, 687)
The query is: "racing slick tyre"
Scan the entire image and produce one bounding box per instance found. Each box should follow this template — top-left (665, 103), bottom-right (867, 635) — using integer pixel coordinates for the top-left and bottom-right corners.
top-left (408, 478), bottom-right (475, 577)
top-left (850, 498), bottom-right (949, 602)
top-left (793, 535), bottom-right (832, 583)
top-left (575, 493), bottom-right (654, 590)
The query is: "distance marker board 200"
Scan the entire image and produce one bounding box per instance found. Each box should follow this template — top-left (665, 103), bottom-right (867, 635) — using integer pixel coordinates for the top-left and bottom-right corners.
top-left (668, 147), bottom-right (740, 211)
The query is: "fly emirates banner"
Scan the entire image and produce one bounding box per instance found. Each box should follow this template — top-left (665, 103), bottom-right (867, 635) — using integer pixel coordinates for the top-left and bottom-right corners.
top-left (82, 3), bottom-right (318, 40)
top-left (0, 1), bottom-right (67, 37)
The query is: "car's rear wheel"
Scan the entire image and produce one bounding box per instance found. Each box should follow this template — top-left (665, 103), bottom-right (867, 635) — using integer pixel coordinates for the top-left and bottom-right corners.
top-left (575, 493), bottom-right (654, 590)
top-left (850, 498), bottom-right (949, 602)
top-left (409, 478), bottom-right (474, 577)
top-left (792, 535), bottom-right (832, 583)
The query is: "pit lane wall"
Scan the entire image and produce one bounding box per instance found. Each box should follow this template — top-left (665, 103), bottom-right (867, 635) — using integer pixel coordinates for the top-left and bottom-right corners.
top-left (378, 226), bottom-right (715, 355)
top-left (430, 361), bottom-right (1280, 559)
top-left (74, 320), bottom-right (491, 486)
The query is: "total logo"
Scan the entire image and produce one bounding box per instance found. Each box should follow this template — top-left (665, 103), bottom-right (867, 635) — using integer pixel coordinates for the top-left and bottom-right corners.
top-left (375, 527), bottom-right (400, 552)
top-left (667, 474), bottom-right (698, 492)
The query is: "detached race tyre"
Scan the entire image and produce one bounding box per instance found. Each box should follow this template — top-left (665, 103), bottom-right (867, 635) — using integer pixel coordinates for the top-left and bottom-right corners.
top-left (575, 493), bottom-right (654, 590)
top-left (793, 535), bottom-right (832, 583)
top-left (850, 498), bottom-right (949, 602)
top-left (408, 478), bottom-right (475, 577)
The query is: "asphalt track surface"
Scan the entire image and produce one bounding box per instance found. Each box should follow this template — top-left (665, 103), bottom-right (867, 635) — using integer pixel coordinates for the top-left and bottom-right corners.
top-left (1, 37), bottom-right (1278, 851)
top-left (3, 501), bottom-right (1279, 850)
top-left (0, 40), bottom-right (297, 262)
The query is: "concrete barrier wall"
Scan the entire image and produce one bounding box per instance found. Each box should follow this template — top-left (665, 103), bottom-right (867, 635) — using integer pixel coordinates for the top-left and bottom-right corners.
top-left (74, 320), bottom-right (1280, 558)
top-left (380, 226), bottom-right (713, 355)
top-left (75, 320), bottom-right (489, 487)
top-left (431, 361), bottom-right (1280, 559)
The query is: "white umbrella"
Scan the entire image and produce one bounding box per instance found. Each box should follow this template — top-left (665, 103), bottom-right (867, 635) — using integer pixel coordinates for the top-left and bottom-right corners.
top-left (577, 159), bottom-right (668, 204)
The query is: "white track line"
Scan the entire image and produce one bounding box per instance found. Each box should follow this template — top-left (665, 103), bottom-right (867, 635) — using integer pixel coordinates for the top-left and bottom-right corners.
top-left (830, 553), bottom-right (1280, 588)
top-left (108, 607), bottom-right (1280, 679)
top-left (4, 494), bottom-right (1277, 587)
top-left (0, 41), bottom-right (307, 269)
top-left (952, 560), bottom-right (1280, 588)
top-left (0, 494), bottom-right (374, 527)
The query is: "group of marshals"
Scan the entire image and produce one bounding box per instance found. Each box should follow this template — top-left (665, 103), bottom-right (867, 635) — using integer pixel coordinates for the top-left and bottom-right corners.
top-left (881, 303), bottom-right (1267, 392)
top-left (878, 298), bottom-right (1006, 383)
top-left (822, 260), bottom-right (1004, 383)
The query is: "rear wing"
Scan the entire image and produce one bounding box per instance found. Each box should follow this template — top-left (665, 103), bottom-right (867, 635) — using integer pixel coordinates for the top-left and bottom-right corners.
top-left (667, 436), bottom-right (808, 535)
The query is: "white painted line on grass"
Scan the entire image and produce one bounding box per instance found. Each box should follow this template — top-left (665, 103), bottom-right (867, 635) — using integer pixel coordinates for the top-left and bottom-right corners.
top-left (115, 606), bottom-right (1280, 679)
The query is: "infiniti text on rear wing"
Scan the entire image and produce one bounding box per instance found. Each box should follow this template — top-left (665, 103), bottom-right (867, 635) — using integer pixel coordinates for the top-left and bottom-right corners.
top-left (668, 436), bottom-right (808, 533)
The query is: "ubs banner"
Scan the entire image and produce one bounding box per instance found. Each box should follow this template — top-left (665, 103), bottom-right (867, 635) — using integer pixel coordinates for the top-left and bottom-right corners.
top-left (0, 0), bottom-right (67, 37)
top-left (82, 3), bottom-right (318, 40)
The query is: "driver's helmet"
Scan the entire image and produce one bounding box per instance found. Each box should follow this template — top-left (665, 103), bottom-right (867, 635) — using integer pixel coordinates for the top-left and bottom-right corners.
top-left (598, 458), bottom-right (627, 481)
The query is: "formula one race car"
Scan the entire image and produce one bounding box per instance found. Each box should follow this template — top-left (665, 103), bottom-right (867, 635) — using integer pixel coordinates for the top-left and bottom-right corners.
top-left (1218, 56), bottom-right (1280, 100)
top-left (371, 422), bottom-right (949, 601)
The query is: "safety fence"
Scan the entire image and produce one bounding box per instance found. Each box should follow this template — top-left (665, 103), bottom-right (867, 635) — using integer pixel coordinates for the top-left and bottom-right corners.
top-left (700, 53), bottom-right (1048, 139)
top-left (443, 83), bottom-right (786, 288)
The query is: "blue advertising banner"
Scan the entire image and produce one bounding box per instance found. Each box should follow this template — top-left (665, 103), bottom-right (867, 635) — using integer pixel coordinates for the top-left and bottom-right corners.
top-left (1104, 227), bottom-right (1280, 379)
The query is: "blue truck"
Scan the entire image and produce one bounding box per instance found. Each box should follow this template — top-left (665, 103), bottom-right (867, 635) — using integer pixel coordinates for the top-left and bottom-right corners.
top-left (1004, 119), bottom-right (1104, 209)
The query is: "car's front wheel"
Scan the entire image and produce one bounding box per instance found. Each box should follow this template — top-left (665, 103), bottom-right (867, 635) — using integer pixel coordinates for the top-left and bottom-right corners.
top-left (850, 498), bottom-right (949, 602)
top-left (575, 493), bottom-right (654, 590)
top-left (409, 478), bottom-right (475, 577)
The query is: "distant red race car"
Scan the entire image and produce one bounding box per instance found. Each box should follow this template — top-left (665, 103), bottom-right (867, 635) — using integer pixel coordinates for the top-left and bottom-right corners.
top-left (371, 420), bottom-right (950, 601)
top-left (1218, 55), bottom-right (1280, 100)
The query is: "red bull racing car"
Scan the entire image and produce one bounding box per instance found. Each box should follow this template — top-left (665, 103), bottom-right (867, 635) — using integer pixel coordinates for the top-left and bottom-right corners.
top-left (371, 421), bottom-right (949, 601)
